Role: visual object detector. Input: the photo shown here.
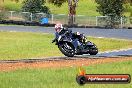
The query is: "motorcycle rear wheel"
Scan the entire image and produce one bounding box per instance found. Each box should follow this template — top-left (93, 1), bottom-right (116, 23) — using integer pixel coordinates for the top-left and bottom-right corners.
top-left (89, 48), bottom-right (98, 55)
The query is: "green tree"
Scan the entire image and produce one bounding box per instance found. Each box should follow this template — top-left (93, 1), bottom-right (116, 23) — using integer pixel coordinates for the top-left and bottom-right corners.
top-left (22, 0), bottom-right (50, 14)
top-left (95, 0), bottom-right (124, 28)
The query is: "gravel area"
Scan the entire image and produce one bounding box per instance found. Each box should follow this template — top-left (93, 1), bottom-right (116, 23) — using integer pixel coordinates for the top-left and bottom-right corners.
top-left (0, 57), bottom-right (132, 71)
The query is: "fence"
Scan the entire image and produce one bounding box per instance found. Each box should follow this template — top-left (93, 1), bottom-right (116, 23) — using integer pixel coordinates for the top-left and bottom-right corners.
top-left (0, 11), bottom-right (132, 28)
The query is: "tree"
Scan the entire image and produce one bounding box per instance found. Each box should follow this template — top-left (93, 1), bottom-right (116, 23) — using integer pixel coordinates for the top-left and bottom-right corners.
top-left (48, 0), bottom-right (79, 26)
top-left (22, 0), bottom-right (50, 21)
top-left (95, 0), bottom-right (124, 28)
top-left (68, 0), bottom-right (78, 26)
top-left (22, 0), bottom-right (50, 14)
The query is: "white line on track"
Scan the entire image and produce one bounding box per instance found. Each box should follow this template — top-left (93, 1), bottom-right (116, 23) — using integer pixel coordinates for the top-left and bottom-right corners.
top-left (98, 48), bottom-right (132, 54)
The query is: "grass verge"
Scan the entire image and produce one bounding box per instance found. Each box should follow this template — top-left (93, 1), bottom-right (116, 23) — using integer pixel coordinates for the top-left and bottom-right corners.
top-left (1, 0), bottom-right (131, 16)
top-left (0, 31), bottom-right (132, 60)
top-left (2, 0), bottom-right (100, 16)
top-left (0, 60), bottom-right (131, 88)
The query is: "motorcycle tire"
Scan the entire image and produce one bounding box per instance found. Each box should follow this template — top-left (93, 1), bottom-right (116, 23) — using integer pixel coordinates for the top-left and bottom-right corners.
top-left (89, 48), bottom-right (98, 55)
top-left (58, 42), bottom-right (75, 57)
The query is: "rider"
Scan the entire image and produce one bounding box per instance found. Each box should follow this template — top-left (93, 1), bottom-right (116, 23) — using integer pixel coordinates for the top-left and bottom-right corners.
top-left (52, 23), bottom-right (67, 44)
top-left (52, 23), bottom-right (87, 44)
top-left (72, 32), bottom-right (87, 44)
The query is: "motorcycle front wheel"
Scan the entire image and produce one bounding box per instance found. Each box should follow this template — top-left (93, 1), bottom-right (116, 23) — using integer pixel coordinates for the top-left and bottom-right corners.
top-left (58, 42), bottom-right (75, 57)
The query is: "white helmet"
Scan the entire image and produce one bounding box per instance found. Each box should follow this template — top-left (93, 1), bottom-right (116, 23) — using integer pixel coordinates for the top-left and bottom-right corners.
top-left (55, 23), bottom-right (63, 33)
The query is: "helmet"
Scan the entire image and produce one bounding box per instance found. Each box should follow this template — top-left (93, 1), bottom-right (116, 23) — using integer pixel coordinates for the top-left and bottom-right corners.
top-left (76, 32), bottom-right (80, 35)
top-left (55, 23), bottom-right (63, 33)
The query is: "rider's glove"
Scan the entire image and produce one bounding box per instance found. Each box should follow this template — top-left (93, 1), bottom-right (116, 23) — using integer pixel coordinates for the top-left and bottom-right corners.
top-left (52, 39), bottom-right (56, 43)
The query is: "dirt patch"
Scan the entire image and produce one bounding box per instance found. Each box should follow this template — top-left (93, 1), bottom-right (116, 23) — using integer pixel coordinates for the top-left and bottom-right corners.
top-left (0, 57), bottom-right (132, 71)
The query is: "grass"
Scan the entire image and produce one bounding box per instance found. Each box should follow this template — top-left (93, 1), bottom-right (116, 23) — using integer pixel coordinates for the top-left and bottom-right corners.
top-left (0, 60), bottom-right (131, 88)
top-left (0, 31), bottom-right (132, 60)
top-left (0, 31), bottom-right (62, 60)
top-left (45, 0), bottom-right (100, 16)
top-left (1, 0), bottom-right (100, 16)
top-left (88, 37), bottom-right (132, 52)
top-left (1, 0), bottom-right (131, 16)
top-left (1, 0), bottom-right (22, 11)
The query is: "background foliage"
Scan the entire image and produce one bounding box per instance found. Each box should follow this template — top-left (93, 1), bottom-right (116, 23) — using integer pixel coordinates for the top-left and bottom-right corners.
top-left (22, 0), bottom-right (50, 14)
top-left (95, 0), bottom-right (124, 27)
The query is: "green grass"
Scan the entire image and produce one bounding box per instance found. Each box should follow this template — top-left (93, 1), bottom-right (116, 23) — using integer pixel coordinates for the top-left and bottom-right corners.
top-left (1, 0), bottom-right (131, 16)
top-left (45, 0), bottom-right (100, 16)
top-left (0, 60), bottom-right (132, 88)
top-left (0, 31), bottom-right (132, 60)
top-left (0, 31), bottom-right (62, 60)
top-left (88, 37), bottom-right (132, 52)
top-left (1, 0), bottom-right (100, 16)
top-left (2, 0), bottom-right (22, 11)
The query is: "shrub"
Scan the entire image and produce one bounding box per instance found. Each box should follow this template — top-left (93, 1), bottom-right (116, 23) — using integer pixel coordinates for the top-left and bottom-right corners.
top-left (0, 11), bottom-right (7, 20)
top-left (22, 0), bottom-right (50, 14)
top-left (95, 0), bottom-right (124, 28)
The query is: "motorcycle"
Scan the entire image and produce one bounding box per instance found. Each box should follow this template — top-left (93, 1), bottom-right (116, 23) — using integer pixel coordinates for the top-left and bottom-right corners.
top-left (52, 30), bottom-right (98, 57)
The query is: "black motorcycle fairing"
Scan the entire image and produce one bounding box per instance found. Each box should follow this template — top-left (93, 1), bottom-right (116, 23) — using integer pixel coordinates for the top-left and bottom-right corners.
top-left (58, 42), bottom-right (75, 57)
top-left (52, 29), bottom-right (98, 57)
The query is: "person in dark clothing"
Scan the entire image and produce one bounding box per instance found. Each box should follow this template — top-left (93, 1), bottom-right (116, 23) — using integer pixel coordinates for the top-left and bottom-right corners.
top-left (52, 23), bottom-right (87, 44)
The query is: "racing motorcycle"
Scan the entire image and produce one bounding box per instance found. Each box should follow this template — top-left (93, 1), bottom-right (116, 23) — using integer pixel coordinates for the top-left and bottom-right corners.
top-left (52, 30), bottom-right (98, 57)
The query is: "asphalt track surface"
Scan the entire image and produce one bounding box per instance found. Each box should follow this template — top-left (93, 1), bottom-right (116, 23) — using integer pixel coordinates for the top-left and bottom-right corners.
top-left (0, 25), bottom-right (132, 40)
top-left (0, 25), bottom-right (131, 63)
top-left (0, 48), bottom-right (132, 63)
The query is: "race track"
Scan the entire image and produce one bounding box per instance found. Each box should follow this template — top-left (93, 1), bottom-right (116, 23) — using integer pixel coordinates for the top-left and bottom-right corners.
top-left (0, 25), bottom-right (131, 64)
top-left (0, 25), bottom-right (132, 39)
